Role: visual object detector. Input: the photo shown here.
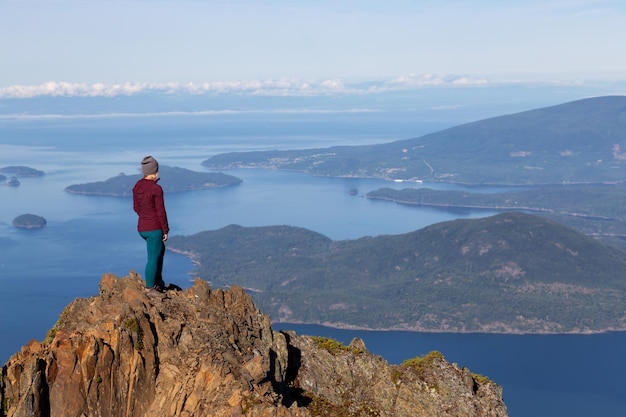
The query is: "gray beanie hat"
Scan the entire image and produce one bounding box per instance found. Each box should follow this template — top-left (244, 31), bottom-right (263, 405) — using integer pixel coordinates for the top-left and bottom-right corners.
top-left (141, 156), bottom-right (159, 176)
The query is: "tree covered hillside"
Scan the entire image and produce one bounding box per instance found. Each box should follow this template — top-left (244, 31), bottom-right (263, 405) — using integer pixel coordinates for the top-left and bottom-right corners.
top-left (202, 95), bottom-right (626, 185)
top-left (168, 212), bottom-right (626, 333)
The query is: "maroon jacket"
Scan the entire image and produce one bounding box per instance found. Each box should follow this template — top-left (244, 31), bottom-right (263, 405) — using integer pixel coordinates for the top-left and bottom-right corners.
top-left (132, 178), bottom-right (169, 234)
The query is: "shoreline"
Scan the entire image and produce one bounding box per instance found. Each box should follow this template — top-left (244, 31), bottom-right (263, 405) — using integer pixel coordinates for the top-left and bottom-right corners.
top-left (272, 320), bottom-right (626, 335)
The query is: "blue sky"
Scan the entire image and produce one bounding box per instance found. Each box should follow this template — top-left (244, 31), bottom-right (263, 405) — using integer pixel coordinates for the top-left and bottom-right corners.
top-left (1, 0), bottom-right (625, 98)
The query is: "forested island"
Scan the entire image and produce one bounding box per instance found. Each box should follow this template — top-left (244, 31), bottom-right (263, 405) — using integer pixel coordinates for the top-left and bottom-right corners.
top-left (0, 165), bottom-right (44, 186)
top-left (12, 214), bottom-right (47, 229)
top-left (167, 212), bottom-right (626, 334)
top-left (65, 165), bottom-right (242, 196)
top-left (0, 165), bottom-right (45, 177)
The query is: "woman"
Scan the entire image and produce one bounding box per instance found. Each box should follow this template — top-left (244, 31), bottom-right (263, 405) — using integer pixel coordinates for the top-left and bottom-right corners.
top-left (132, 155), bottom-right (169, 292)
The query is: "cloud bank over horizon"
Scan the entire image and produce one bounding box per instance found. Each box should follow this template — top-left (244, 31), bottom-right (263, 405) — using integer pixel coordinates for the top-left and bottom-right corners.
top-left (0, 74), bottom-right (597, 99)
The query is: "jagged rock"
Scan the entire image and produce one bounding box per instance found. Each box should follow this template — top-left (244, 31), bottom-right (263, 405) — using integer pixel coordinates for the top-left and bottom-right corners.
top-left (0, 272), bottom-right (508, 417)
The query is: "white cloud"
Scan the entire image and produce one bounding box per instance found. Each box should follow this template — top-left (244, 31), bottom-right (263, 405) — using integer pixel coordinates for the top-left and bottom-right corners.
top-left (0, 73), bottom-right (607, 99)
top-left (0, 78), bottom-right (357, 99)
top-left (0, 81), bottom-right (159, 98)
top-left (0, 75), bottom-right (490, 99)
top-left (383, 74), bottom-right (489, 89)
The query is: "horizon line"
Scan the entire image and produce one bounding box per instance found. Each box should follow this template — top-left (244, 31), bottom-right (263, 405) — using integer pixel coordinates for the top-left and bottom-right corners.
top-left (0, 73), bottom-right (613, 100)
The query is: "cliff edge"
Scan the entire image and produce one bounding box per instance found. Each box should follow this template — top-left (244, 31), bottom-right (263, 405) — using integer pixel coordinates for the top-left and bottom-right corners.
top-left (1, 272), bottom-right (507, 417)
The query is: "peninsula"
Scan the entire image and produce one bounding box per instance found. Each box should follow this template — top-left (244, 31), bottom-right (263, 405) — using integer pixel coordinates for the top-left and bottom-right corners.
top-left (366, 185), bottom-right (626, 251)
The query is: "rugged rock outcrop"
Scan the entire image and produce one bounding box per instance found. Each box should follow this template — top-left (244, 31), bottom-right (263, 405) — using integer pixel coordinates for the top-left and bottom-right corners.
top-left (1, 272), bottom-right (508, 417)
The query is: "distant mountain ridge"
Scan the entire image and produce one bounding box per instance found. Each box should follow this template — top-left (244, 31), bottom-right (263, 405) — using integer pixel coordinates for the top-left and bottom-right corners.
top-left (202, 95), bottom-right (626, 185)
top-left (168, 212), bottom-right (626, 333)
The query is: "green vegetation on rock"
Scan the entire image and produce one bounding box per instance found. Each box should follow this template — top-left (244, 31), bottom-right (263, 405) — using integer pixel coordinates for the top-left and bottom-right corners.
top-left (44, 306), bottom-right (71, 345)
top-left (124, 317), bottom-right (144, 351)
top-left (402, 351), bottom-right (446, 377)
top-left (311, 336), bottom-right (364, 356)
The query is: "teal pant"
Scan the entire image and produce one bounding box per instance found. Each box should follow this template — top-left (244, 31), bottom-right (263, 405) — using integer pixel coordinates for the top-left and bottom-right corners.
top-left (139, 229), bottom-right (165, 288)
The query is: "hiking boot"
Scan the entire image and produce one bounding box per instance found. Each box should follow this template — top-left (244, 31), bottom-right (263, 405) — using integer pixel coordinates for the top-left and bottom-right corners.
top-left (145, 284), bottom-right (164, 296)
top-left (166, 283), bottom-right (183, 291)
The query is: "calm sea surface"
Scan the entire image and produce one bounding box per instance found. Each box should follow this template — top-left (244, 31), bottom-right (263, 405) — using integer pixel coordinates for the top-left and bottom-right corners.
top-left (1, 114), bottom-right (625, 417)
top-left (274, 324), bottom-right (626, 417)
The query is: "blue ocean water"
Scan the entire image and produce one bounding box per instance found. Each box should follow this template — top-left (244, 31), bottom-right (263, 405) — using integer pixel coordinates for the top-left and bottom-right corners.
top-left (1, 110), bottom-right (625, 416)
top-left (274, 324), bottom-right (626, 417)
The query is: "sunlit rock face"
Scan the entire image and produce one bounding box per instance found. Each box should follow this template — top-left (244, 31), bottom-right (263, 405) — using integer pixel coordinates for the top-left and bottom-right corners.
top-left (0, 272), bottom-right (507, 417)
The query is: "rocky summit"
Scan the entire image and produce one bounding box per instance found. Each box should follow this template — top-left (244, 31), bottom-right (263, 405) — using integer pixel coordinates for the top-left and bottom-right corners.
top-left (1, 272), bottom-right (507, 417)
